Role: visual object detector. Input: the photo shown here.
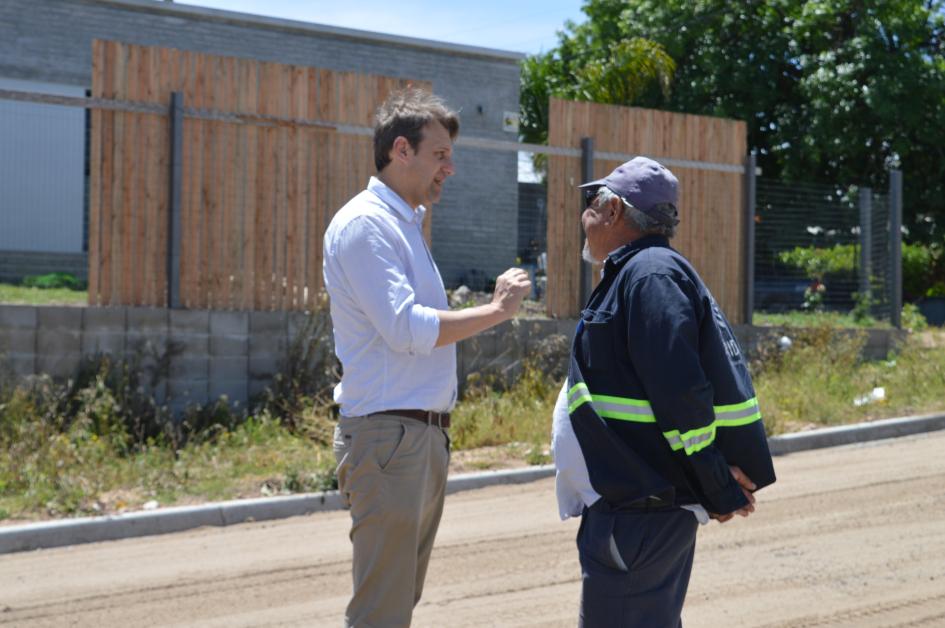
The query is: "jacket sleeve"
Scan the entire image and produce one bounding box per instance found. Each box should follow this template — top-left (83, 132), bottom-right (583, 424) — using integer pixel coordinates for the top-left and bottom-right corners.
top-left (623, 273), bottom-right (748, 515)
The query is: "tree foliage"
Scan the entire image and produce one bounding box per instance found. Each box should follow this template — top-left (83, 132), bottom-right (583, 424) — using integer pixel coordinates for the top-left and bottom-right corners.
top-left (520, 35), bottom-right (674, 146)
top-left (522, 0), bottom-right (945, 239)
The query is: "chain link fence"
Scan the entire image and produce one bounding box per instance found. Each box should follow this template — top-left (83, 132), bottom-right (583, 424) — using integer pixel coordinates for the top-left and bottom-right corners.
top-left (755, 178), bottom-right (894, 321)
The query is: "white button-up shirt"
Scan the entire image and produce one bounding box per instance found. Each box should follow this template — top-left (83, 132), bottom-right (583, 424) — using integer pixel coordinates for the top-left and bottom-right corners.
top-left (323, 177), bottom-right (457, 418)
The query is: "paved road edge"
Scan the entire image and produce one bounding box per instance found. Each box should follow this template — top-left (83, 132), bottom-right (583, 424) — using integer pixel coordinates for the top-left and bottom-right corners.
top-left (4, 411), bottom-right (945, 554)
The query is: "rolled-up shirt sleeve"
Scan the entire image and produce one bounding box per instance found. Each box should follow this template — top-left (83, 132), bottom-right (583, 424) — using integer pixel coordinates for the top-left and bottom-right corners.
top-left (334, 216), bottom-right (440, 356)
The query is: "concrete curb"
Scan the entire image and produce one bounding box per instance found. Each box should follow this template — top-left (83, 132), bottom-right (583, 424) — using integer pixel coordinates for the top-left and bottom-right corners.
top-left (3, 411), bottom-right (945, 554)
top-left (766, 411), bottom-right (945, 455)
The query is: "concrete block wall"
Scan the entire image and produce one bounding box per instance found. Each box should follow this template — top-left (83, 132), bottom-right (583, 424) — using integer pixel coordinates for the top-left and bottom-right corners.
top-left (0, 305), bottom-right (579, 411)
top-left (0, 305), bottom-right (309, 413)
top-left (0, 305), bottom-right (910, 412)
top-left (0, 0), bottom-right (524, 287)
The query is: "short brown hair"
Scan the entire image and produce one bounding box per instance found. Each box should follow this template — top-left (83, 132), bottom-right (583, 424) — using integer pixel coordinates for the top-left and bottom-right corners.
top-left (373, 88), bottom-right (459, 172)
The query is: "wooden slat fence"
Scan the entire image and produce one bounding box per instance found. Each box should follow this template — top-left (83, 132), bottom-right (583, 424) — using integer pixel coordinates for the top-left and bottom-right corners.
top-left (88, 40), bottom-right (428, 310)
top-left (546, 98), bottom-right (748, 322)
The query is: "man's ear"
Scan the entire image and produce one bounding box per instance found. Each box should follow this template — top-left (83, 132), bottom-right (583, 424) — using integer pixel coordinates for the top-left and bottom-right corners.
top-left (607, 196), bottom-right (623, 225)
top-left (391, 136), bottom-right (412, 165)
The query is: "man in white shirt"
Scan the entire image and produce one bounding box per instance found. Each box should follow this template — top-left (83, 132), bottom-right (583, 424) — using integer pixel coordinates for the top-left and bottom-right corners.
top-left (324, 88), bottom-right (531, 627)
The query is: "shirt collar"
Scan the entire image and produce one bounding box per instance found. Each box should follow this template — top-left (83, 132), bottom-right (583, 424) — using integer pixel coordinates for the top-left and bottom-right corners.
top-left (605, 234), bottom-right (670, 273)
top-left (367, 176), bottom-right (426, 225)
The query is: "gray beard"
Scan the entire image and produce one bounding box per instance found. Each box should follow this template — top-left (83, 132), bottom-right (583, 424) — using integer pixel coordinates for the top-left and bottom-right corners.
top-left (582, 240), bottom-right (600, 264)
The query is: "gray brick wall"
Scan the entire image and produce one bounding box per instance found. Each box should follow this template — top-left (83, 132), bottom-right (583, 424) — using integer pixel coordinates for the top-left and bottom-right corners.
top-left (0, 0), bottom-right (523, 286)
top-left (0, 305), bottom-right (576, 412)
top-left (0, 304), bottom-right (910, 414)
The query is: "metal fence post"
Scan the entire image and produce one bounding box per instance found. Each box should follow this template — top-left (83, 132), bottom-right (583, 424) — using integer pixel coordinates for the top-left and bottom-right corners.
top-left (858, 187), bottom-right (872, 302)
top-left (889, 170), bottom-right (903, 328)
top-left (580, 136), bottom-right (594, 309)
top-left (167, 91), bottom-right (183, 309)
top-left (743, 151), bottom-right (756, 325)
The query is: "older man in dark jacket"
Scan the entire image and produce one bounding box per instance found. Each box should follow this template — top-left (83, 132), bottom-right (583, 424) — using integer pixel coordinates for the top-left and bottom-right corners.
top-left (551, 156), bottom-right (776, 628)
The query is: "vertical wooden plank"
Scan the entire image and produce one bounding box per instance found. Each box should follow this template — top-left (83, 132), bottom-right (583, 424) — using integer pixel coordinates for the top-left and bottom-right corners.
top-left (108, 41), bottom-right (128, 306)
top-left (99, 40), bottom-right (117, 307)
top-left (308, 68), bottom-right (334, 309)
top-left (303, 68), bottom-right (323, 311)
top-left (239, 58), bottom-right (258, 312)
top-left (144, 43), bottom-right (164, 307)
top-left (285, 65), bottom-right (305, 310)
top-left (195, 52), bottom-right (212, 309)
top-left (88, 41), bottom-right (104, 306)
top-left (181, 49), bottom-right (200, 308)
top-left (151, 45), bottom-right (172, 307)
top-left (271, 64), bottom-right (290, 311)
top-left (129, 43), bottom-right (147, 306)
top-left (200, 52), bottom-right (216, 309)
top-left (219, 54), bottom-right (238, 310)
top-left (140, 44), bottom-right (156, 306)
top-left (254, 62), bottom-right (275, 310)
top-left (204, 53), bottom-right (224, 309)
top-left (321, 68), bottom-right (341, 301)
top-left (196, 52), bottom-right (215, 310)
top-left (269, 64), bottom-right (289, 311)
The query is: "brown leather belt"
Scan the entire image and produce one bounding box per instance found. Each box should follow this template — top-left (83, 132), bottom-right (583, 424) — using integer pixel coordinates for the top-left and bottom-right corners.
top-left (378, 409), bottom-right (451, 428)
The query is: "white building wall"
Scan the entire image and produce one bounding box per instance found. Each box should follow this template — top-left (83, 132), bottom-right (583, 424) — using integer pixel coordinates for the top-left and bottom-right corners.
top-left (0, 77), bottom-right (85, 253)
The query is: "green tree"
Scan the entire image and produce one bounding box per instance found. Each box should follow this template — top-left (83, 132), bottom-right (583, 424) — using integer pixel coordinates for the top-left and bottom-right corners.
top-left (522, 0), bottom-right (945, 238)
top-left (519, 34), bottom-right (675, 147)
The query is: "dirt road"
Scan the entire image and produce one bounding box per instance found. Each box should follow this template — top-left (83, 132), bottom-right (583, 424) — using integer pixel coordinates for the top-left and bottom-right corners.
top-left (4, 431), bottom-right (945, 627)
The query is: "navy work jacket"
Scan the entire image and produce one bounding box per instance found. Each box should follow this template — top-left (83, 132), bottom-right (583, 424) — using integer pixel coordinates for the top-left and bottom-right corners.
top-left (567, 235), bottom-right (776, 515)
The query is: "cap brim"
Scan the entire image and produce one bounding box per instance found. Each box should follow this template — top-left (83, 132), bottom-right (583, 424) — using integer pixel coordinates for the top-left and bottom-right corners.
top-left (577, 178), bottom-right (607, 189)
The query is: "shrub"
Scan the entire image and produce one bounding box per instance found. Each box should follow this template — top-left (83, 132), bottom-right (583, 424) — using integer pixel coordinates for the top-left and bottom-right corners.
top-left (778, 244), bottom-right (856, 280)
top-left (22, 272), bottom-right (84, 290)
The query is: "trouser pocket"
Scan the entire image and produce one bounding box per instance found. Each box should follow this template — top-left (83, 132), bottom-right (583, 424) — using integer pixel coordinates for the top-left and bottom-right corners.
top-left (579, 507), bottom-right (630, 573)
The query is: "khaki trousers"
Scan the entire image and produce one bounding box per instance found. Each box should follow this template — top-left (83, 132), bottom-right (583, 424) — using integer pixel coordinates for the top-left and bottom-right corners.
top-left (333, 413), bottom-right (450, 628)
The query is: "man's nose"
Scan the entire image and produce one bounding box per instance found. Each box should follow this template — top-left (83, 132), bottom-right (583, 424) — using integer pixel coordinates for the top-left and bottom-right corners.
top-left (442, 157), bottom-right (455, 177)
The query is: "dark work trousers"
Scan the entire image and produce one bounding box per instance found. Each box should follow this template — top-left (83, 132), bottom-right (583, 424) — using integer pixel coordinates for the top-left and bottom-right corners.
top-left (578, 500), bottom-right (699, 628)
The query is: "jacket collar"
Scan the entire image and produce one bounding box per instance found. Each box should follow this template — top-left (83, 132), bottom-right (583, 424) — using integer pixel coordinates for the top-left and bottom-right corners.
top-left (604, 234), bottom-right (670, 274)
top-left (367, 176), bottom-right (426, 225)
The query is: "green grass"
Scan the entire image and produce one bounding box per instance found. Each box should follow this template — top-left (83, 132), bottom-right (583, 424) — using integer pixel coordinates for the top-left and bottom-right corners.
top-left (752, 329), bottom-right (945, 434)
top-left (753, 310), bottom-right (886, 328)
top-left (0, 409), bottom-right (335, 522)
top-left (0, 283), bottom-right (87, 306)
top-left (753, 302), bottom-right (933, 331)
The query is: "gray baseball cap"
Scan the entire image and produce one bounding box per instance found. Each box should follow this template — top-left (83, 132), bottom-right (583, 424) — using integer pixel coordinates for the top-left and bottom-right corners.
top-left (579, 156), bottom-right (679, 226)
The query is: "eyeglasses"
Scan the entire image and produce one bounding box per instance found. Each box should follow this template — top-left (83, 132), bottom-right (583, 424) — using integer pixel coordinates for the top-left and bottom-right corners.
top-left (583, 186), bottom-right (603, 208)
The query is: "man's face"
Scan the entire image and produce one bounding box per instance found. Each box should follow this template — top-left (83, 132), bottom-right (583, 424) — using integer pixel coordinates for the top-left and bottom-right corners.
top-left (581, 187), bottom-right (611, 263)
top-left (405, 121), bottom-right (455, 208)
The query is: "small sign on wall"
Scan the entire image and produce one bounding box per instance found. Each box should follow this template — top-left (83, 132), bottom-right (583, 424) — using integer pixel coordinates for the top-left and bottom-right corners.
top-left (502, 111), bottom-right (519, 133)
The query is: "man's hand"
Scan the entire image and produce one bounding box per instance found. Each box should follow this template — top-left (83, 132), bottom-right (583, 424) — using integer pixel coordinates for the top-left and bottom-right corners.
top-left (435, 268), bottom-right (531, 347)
top-left (491, 268), bottom-right (531, 319)
top-left (710, 465), bottom-right (757, 524)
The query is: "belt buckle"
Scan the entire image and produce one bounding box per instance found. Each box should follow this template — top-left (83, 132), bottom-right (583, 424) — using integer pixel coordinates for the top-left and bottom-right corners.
top-left (427, 410), bottom-right (443, 428)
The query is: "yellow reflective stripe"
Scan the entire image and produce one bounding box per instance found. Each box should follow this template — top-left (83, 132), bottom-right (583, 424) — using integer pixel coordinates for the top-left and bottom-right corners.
top-left (716, 410), bottom-right (762, 427)
top-left (589, 393), bottom-right (651, 408)
top-left (663, 423), bottom-right (718, 455)
top-left (570, 387), bottom-right (762, 450)
top-left (593, 395), bottom-right (655, 423)
top-left (568, 383), bottom-right (593, 413)
top-left (714, 397), bottom-right (762, 428)
top-left (568, 384), bottom-right (656, 423)
top-left (568, 394), bottom-right (593, 414)
top-left (713, 397), bottom-right (758, 413)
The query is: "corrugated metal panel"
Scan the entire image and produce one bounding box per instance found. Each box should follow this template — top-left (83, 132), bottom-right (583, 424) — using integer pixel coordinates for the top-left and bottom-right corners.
top-left (0, 78), bottom-right (85, 253)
